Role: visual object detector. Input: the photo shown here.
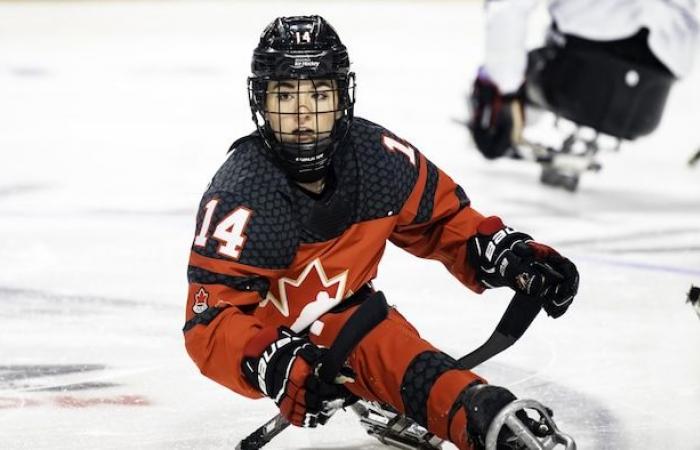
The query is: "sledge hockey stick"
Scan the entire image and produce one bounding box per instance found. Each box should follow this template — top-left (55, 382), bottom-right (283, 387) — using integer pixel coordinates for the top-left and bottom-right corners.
top-left (457, 292), bottom-right (541, 370)
top-left (236, 292), bottom-right (390, 450)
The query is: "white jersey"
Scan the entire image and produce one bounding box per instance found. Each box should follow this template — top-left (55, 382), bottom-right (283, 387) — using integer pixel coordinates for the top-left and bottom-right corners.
top-left (484, 0), bottom-right (700, 93)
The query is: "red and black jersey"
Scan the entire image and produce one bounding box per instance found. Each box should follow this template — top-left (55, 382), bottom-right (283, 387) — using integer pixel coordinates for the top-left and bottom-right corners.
top-left (184, 117), bottom-right (486, 398)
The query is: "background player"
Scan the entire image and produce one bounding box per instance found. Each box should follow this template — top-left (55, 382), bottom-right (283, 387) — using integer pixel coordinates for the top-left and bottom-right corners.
top-left (184, 15), bottom-right (579, 450)
top-left (468, 0), bottom-right (699, 189)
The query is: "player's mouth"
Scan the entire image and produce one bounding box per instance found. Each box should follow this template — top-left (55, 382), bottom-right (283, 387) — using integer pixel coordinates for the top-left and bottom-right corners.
top-left (292, 128), bottom-right (317, 142)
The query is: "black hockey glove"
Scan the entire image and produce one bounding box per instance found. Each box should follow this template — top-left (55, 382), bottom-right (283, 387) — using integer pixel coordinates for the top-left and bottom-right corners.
top-left (467, 69), bottom-right (524, 159)
top-left (242, 326), bottom-right (356, 427)
top-left (467, 216), bottom-right (579, 318)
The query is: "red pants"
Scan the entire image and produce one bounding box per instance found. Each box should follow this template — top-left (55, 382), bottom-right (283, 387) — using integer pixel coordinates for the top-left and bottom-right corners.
top-left (310, 304), bottom-right (485, 450)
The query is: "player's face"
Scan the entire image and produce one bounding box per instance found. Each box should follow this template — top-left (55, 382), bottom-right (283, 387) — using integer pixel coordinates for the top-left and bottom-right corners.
top-left (265, 79), bottom-right (339, 144)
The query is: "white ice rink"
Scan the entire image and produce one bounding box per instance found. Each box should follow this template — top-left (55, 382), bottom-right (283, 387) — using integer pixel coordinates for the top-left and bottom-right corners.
top-left (1, 1), bottom-right (699, 449)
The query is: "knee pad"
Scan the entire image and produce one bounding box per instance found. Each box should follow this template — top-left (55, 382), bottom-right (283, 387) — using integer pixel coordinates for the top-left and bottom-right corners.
top-left (461, 384), bottom-right (517, 448)
top-left (400, 350), bottom-right (457, 427)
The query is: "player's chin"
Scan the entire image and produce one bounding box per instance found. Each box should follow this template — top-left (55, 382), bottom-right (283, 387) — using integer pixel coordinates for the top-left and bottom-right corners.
top-left (297, 134), bottom-right (317, 144)
top-left (281, 133), bottom-right (320, 144)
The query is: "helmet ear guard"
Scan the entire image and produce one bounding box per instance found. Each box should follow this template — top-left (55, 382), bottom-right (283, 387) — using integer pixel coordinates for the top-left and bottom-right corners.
top-left (248, 16), bottom-right (356, 182)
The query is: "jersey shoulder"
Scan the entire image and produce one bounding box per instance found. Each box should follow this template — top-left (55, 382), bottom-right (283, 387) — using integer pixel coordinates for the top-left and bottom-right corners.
top-left (347, 117), bottom-right (421, 220)
top-left (193, 135), bottom-right (297, 270)
top-left (210, 133), bottom-right (282, 193)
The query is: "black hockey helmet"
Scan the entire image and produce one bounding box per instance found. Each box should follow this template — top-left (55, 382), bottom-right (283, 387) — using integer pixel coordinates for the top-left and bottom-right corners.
top-left (248, 15), bottom-right (356, 182)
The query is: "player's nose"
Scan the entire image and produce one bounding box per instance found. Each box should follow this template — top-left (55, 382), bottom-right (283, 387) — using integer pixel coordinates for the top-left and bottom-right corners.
top-left (296, 104), bottom-right (314, 125)
top-left (297, 91), bottom-right (316, 113)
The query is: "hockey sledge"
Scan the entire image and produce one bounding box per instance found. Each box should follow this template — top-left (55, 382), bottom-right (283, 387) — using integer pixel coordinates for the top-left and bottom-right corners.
top-left (236, 293), bottom-right (578, 450)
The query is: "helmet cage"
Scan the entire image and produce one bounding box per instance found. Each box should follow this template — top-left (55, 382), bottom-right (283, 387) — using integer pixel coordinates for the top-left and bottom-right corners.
top-left (248, 73), bottom-right (356, 182)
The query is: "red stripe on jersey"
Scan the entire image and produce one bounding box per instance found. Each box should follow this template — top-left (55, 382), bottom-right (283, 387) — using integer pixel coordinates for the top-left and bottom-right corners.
top-left (188, 251), bottom-right (282, 279)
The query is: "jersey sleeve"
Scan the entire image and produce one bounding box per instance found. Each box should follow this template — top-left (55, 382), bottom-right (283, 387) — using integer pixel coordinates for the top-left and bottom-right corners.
top-left (483, 0), bottom-right (540, 93)
top-left (183, 189), bottom-right (291, 399)
top-left (389, 148), bottom-right (486, 294)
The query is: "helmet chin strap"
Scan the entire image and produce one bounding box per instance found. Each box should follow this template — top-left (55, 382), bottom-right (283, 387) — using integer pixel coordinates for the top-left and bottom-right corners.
top-left (295, 177), bottom-right (326, 195)
top-left (264, 122), bottom-right (340, 182)
top-left (287, 158), bottom-right (332, 183)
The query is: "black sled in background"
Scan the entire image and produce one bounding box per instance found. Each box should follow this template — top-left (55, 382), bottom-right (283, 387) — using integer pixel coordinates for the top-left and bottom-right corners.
top-left (236, 292), bottom-right (577, 450)
top-left (469, 29), bottom-right (677, 192)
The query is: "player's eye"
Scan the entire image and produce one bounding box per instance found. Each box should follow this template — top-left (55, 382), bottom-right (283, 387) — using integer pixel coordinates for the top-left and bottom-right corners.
top-left (276, 92), bottom-right (293, 101)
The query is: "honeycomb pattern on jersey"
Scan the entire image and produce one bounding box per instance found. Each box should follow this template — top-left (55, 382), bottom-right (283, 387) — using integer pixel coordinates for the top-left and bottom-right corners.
top-left (189, 119), bottom-right (424, 271)
top-left (413, 159), bottom-right (439, 224)
top-left (187, 265), bottom-right (270, 297)
top-left (182, 306), bottom-right (224, 333)
top-left (455, 185), bottom-right (471, 209)
top-left (350, 118), bottom-right (419, 221)
top-left (209, 137), bottom-right (281, 194)
top-left (192, 139), bottom-right (299, 269)
top-left (291, 146), bottom-right (360, 243)
top-left (400, 350), bottom-right (457, 428)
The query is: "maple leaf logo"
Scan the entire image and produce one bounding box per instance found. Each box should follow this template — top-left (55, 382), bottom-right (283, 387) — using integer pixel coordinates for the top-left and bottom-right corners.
top-left (261, 259), bottom-right (348, 330)
top-left (192, 287), bottom-right (209, 314)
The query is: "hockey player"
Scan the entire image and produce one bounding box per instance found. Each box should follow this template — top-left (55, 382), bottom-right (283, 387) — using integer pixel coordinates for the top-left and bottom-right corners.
top-left (468, 0), bottom-right (699, 160)
top-left (184, 16), bottom-right (579, 450)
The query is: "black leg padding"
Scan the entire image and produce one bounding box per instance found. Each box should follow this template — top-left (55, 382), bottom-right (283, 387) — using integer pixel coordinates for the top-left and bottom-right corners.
top-left (462, 384), bottom-right (517, 449)
top-left (400, 351), bottom-right (456, 427)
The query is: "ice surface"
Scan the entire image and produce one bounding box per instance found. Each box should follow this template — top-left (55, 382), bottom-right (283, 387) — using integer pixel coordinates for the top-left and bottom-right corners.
top-left (0, 1), bottom-right (698, 449)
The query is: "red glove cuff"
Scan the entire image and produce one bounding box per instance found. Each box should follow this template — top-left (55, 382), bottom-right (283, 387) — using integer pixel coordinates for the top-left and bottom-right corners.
top-left (477, 216), bottom-right (505, 235)
top-left (243, 326), bottom-right (280, 358)
top-left (526, 241), bottom-right (560, 260)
